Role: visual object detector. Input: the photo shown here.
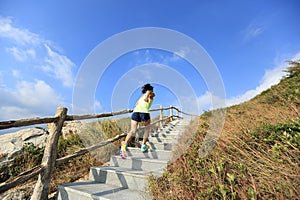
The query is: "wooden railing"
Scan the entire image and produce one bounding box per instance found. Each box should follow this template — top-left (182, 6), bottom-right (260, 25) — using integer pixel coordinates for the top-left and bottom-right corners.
top-left (0, 105), bottom-right (189, 199)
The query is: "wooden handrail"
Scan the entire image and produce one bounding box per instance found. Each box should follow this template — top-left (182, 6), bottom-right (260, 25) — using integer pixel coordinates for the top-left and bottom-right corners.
top-left (0, 133), bottom-right (128, 194)
top-left (65, 109), bottom-right (133, 121)
top-left (0, 117), bottom-right (59, 130)
top-left (0, 165), bottom-right (44, 193)
top-left (0, 106), bottom-right (185, 130)
top-left (171, 106), bottom-right (198, 117)
top-left (0, 116), bottom-right (172, 193)
top-left (0, 105), bottom-right (196, 198)
top-left (31, 107), bottom-right (67, 199)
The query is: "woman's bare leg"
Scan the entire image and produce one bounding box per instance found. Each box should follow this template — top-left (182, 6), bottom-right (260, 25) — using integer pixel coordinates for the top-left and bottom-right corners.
top-left (142, 119), bottom-right (151, 145)
top-left (124, 120), bottom-right (139, 144)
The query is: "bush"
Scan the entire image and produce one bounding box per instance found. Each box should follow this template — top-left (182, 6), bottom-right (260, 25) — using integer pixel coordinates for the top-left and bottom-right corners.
top-left (7, 143), bottom-right (45, 178)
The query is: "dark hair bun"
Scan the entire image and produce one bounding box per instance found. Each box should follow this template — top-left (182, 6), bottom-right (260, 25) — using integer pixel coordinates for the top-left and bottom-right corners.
top-left (142, 83), bottom-right (153, 94)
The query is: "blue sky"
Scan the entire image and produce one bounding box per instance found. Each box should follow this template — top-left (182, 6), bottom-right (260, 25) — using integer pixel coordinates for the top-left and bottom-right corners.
top-left (0, 0), bottom-right (300, 123)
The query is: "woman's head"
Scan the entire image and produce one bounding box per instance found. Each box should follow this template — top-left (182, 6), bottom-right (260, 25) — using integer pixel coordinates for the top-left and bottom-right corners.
top-left (142, 83), bottom-right (153, 94)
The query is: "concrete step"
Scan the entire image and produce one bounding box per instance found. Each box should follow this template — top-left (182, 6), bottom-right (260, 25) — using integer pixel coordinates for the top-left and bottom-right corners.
top-left (150, 130), bottom-right (183, 137)
top-left (89, 166), bottom-right (161, 191)
top-left (153, 133), bottom-right (181, 143)
top-left (154, 120), bottom-right (189, 134)
top-left (147, 141), bottom-right (174, 151)
top-left (110, 156), bottom-right (168, 172)
top-left (57, 119), bottom-right (190, 200)
top-left (152, 130), bottom-right (182, 136)
top-left (166, 128), bottom-right (186, 132)
top-left (138, 129), bottom-right (182, 140)
top-left (148, 137), bottom-right (179, 144)
top-left (57, 181), bottom-right (151, 200)
top-left (126, 147), bottom-right (173, 160)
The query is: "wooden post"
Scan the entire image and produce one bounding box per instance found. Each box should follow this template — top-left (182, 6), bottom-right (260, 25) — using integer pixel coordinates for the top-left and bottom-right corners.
top-left (169, 105), bottom-right (173, 121)
top-left (31, 107), bottom-right (67, 200)
top-left (159, 105), bottom-right (163, 127)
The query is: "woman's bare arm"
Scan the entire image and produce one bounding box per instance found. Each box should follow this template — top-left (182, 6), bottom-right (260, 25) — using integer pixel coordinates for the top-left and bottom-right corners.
top-left (144, 90), bottom-right (155, 102)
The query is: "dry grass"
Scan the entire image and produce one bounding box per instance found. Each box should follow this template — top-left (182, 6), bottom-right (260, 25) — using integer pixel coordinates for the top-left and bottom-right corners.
top-left (149, 64), bottom-right (300, 199)
top-left (0, 119), bottom-right (125, 199)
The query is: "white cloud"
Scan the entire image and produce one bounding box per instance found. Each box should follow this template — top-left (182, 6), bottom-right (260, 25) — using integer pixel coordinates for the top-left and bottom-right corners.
top-left (0, 17), bottom-right (75, 122)
top-left (133, 48), bottom-right (189, 66)
top-left (12, 69), bottom-right (22, 79)
top-left (0, 17), bottom-right (42, 46)
top-left (194, 91), bottom-right (228, 114)
top-left (197, 91), bottom-right (212, 111)
top-left (0, 16), bottom-right (75, 87)
top-left (193, 52), bottom-right (300, 110)
top-left (43, 45), bottom-right (75, 87)
top-left (174, 47), bottom-right (190, 59)
top-left (6, 47), bottom-right (36, 62)
top-left (0, 71), bottom-right (5, 87)
top-left (0, 80), bottom-right (65, 120)
top-left (0, 106), bottom-right (32, 121)
top-left (133, 49), bottom-right (153, 65)
top-left (162, 47), bottom-right (190, 63)
top-left (226, 51), bottom-right (300, 106)
top-left (242, 22), bottom-right (264, 41)
top-left (94, 100), bottom-right (105, 113)
top-left (16, 80), bottom-right (60, 107)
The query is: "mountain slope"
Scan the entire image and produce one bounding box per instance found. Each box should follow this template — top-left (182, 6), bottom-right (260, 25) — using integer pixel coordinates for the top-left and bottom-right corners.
top-left (149, 62), bottom-right (300, 199)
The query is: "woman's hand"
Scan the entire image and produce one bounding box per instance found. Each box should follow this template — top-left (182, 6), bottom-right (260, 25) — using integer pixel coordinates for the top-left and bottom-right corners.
top-left (149, 91), bottom-right (155, 99)
top-left (144, 90), bottom-right (155, 102)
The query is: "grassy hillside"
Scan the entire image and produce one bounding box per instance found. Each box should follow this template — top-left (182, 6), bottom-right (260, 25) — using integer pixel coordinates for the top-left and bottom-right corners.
top-left (1, 62), bottom-right (299, 199)
top-left (149, 61), bottom-right (300, 199)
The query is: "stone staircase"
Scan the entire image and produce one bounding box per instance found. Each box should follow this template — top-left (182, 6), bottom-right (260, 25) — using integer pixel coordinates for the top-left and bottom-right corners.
top-left (57, 119), bottom-right (190, 200)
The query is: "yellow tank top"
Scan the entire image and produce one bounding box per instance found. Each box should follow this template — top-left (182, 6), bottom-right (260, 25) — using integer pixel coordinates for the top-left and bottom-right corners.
top-left (133, 97), bottom-right (153, 113)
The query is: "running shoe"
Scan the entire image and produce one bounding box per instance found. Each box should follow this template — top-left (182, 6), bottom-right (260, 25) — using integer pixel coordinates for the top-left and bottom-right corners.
top-left (141, 144), bottom-right (149, 152)
top-left (120, 141), bottom-right (127, 159)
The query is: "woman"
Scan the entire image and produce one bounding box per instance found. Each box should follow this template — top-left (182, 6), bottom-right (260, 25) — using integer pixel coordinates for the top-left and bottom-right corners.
top-left (120, 83), bottom-right (155, 159)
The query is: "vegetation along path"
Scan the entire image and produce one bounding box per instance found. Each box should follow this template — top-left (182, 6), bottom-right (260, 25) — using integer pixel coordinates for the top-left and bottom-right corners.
top-left (57, 118), bottom-right (192, 200)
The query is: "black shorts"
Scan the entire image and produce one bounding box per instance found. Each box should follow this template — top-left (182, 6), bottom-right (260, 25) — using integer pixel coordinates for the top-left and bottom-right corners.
top-left (131, 112), bottom-right (150, 122)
